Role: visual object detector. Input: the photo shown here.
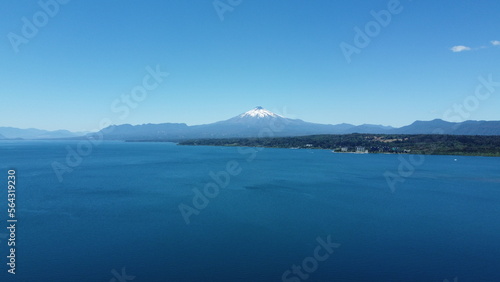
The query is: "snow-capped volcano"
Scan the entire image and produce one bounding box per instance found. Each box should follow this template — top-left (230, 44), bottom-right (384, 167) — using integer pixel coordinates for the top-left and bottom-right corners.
top-left (217, 106), bottom-right (292, 128)
top-left (238, 106), bottom-right (284, 118)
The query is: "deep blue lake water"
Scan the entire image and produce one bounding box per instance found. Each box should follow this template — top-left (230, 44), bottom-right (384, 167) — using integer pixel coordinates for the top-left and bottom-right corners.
top-left (0, 140), bottom-right (499, 281)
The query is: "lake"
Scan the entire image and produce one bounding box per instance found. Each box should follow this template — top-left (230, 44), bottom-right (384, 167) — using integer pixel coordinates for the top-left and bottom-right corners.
top-left (0, 140), bottom-right (499, 281)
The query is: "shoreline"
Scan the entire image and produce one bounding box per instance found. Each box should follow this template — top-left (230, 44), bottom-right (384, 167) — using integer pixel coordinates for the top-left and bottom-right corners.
top-left (177, 133), bottom-right (500, 157)
top-left (178, 143), bottom-right (500, 157)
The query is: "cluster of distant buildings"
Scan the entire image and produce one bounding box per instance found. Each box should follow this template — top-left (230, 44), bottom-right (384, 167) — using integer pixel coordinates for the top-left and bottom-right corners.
top-left (303, 143), bottom-right (411, 154)
top-left (334, 146), bottom-right (410, 154)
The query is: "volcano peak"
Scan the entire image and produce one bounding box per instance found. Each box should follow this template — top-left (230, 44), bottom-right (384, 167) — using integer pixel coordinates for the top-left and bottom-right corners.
top-left (239, 107), bottom-right (283, 118)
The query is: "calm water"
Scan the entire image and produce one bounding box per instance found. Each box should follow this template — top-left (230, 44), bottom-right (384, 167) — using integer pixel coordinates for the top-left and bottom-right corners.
top-left (0, 140), bottom-right (499, 281)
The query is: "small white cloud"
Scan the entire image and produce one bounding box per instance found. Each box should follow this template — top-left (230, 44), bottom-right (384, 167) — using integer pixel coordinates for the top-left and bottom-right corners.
top-left (451, 45), bottom-right (471, 52)
top-left (491, 40), bottom-right (500, 46)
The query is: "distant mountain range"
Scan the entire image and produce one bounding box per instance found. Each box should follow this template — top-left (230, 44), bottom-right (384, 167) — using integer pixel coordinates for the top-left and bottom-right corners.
top-left (89, 107), bottom-right (500, 141)
top-left (2, 107), bottom-right (500, 140)
top-left (0, 127), bottom-right (84, 140)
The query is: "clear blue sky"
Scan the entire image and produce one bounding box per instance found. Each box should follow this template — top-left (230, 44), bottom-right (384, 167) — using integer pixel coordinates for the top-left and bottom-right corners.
top-left (1, 0), bottom-right (499, 131)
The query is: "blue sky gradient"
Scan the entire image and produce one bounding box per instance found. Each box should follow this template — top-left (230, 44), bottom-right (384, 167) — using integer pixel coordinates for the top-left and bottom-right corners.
top-left (1, 0), bottom-right (499, 131)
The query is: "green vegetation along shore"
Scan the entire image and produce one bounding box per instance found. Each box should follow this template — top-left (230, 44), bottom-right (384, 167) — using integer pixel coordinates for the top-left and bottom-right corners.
top-left (178, 134), bottom-right (500, 157)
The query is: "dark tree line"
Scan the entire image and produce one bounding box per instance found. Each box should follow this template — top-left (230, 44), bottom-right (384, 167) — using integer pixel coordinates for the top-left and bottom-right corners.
top-left (179, 134), bottom-right (500, 157)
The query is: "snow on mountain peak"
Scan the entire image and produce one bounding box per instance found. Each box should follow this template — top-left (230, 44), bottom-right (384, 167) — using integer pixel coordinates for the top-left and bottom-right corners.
top-left (239, 107), bottom-right (283, 118)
